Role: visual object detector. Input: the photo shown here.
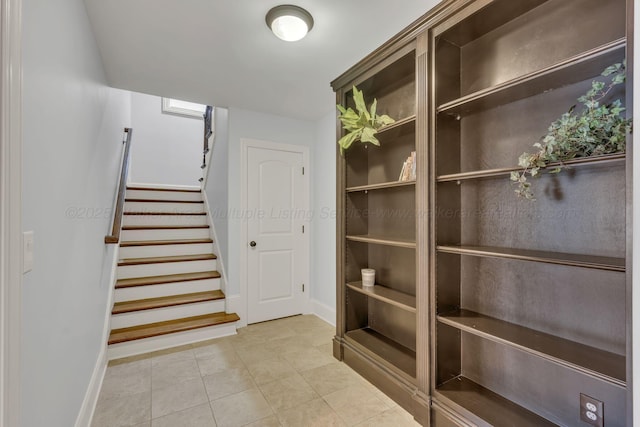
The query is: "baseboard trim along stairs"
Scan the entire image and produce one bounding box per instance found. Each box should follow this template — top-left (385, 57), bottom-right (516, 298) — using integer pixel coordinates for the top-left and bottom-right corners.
top-left (107, 186), bottom-right (239, 360)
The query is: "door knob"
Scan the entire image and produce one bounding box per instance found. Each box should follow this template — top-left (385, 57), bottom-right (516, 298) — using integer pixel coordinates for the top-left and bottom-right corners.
top-left (249, 241), bottom-right (257, 247)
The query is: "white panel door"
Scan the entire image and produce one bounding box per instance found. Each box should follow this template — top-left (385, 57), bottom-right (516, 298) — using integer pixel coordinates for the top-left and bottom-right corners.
top-left (247, 146), bottom-right (306, 324)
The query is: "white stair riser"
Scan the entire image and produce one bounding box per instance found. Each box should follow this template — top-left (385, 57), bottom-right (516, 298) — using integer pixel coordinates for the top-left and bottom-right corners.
top-left (126, 190), bottom-right (202, 202)
top-left (117, 259), bottom-right (217, 279)
top-left (124, 201), bottom-right (205, 214)
top-left (119, 243), bottom-right (214, 259)
top-left (115, 278), bottom-right (221, 302)
top-left (121, 228), bottom-right (210, 241)
top-left (108, 322), bottom-right (237, 360)
top-left (123, 215), bottom-right (208, 227)
top-left (111, 300), bottom-right (226, 329)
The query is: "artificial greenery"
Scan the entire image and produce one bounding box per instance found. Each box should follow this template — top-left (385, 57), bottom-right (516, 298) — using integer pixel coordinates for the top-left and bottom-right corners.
top-left (511, 61), bottom-right (631, 200)
top-left (337, 86), bottom-right (395, 154)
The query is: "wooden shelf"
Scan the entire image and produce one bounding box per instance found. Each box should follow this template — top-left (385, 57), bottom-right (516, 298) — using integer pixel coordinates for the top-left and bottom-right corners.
top-left (438, 309), bottom-right (626, 387)
top-left (437, 153), bottom-right (626, 183)
top-left (436, 245), bottom-right (625, 272)
top-left (435, 0), bottom-right (549, 46)
top-left (346, 328), bottom-right (416, 378)
top-left (376, 115), bottom-right (416, 135)
top-left (435, 377), bottom-right (558, 427)
top-left (347, 234), bottom-right (416, 249)
top-left (346, 281), bottom-right (416, 312)
top-left (347, 180), bottom-right (415, 193)
top-left (437, 39), bottom-right (625, 116)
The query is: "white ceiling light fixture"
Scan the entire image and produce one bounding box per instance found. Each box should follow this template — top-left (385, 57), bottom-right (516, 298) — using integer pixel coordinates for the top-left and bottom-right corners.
top-left (266, 5), bottom-right (314, 42)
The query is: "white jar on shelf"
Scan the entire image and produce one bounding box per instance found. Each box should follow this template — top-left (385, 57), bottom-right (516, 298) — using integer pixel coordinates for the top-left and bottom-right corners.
top-left (361, 269), bottom-right (375, 287)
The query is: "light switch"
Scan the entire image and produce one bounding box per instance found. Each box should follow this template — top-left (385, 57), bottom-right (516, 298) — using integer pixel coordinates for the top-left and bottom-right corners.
top-left (23, 231), bottom-right (34, 273)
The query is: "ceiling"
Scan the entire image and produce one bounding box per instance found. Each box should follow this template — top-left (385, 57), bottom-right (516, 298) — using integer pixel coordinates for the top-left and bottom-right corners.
top-left (84, 0), bottom-right (440, 120)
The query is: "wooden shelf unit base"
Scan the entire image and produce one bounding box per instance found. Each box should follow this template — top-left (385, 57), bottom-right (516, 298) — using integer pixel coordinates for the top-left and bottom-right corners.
top-left (346, 328), bottom-right (416, 379)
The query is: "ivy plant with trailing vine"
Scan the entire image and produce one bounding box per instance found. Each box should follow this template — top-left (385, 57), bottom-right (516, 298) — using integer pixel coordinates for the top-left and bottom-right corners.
top-left (337, 86), bottom-right (395, 154)
top-left (511, 61), bottom-right (631, 200)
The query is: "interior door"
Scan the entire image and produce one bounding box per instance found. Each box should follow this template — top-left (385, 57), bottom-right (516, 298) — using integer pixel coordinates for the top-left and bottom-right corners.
top-left (247, 145), bottom-right (306, 324)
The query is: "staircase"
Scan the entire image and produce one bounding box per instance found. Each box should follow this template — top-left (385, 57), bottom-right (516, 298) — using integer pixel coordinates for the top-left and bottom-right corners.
top-left (107, 186), bottom-right (239, 359)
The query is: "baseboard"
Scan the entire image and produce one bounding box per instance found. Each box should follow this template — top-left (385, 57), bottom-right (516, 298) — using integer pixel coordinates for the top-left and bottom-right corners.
top-left (75, 244), bottom-right (119, 427)
top-left (127, 182), bottom-right (200, 191)
top-left (311, 299), bottom-right (336, 326)
top-left (75, 348), bottom-right (107, 427)
top-left (225, 294), bottom-right (246, 328)
top-left (200, 191), bottom-right (229, 293)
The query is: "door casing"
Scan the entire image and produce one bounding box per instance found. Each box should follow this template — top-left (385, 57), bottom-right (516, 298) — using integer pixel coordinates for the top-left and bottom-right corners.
top-left (240, 138), bottom-right (310, 325)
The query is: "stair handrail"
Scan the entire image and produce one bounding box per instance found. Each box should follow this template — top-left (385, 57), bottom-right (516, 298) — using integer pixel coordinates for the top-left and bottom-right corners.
top-left (105, 127), bottom-right (133, 244)
top-left (199, 106), bottom-right (213, 178)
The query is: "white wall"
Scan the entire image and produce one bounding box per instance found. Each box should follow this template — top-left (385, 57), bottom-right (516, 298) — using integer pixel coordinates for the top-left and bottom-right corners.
top-left (129, 92), bottom-right (202, 187)
top-left (311, 112), bottom-right (337, 319)
top-left (21, 0), bottom-right (131, 425)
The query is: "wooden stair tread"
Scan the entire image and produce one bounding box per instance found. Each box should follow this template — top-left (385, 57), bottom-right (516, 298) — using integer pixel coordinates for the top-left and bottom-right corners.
top-left (125, 199), bottom-right (204, 203)
top-left (120, 238), bottom-right (213, 247)
top-left (112, 290), bottom-right (225, 314)
top-left (118, 253), bottom-right (217, 266)
top-left (116, 271), bottom-right (221, 288)
top-left (123, 212), bottom-right (206, 216)
top-left (108, 312), bottom-right (240, 345)
top-left (127, 186), bottom-right (201, 193)
top-left (122, 225), bottom-right (209, 230)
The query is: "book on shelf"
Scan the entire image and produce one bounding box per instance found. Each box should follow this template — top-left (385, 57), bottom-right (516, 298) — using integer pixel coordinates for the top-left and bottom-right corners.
top-left (398, 151), bottom-right (416, 182)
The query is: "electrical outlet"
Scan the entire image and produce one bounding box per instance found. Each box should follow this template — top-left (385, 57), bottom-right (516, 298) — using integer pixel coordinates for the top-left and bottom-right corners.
top-left (580, 393), bottom-right (603, 426)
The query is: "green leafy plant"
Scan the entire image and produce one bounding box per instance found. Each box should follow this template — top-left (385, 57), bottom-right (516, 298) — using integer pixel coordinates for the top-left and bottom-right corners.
top-left (337, 86), bottom-right (395, 154)
top-left (511, 61), bottom-right (631, 200)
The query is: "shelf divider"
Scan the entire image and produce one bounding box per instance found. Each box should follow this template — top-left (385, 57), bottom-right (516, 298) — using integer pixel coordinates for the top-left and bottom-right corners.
top-left (437, 38), bottom-right (625, 116)
top-left (437, 245), bottom-right (625, 272)
top-left (346, 281), bottom-right (416, 312)
top-left (347, 180), bottom-right (415, 193)
top-left (347, 234), bottom-right (416, 249)
top-left (345, 328), bottom-right (416, 378)
top-left (435, 377), bottom-right (558, 427)
top-left (437, 153), bottom-right (625, 183)
top-left (438, 309), bottom-right (626, 387)
top-left (376, 114), bottom-right (416, 135)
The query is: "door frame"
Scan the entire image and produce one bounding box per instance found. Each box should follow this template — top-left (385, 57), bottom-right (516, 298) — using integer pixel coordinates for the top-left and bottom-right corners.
top-left (240, 138), bottom-right (311, 325)
top-left (0, 0), bottom-right (22, 424)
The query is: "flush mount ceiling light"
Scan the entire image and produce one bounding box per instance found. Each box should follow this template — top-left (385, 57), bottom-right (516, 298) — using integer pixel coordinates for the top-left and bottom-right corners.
top-left (266, 5), bottom-right (314, 42)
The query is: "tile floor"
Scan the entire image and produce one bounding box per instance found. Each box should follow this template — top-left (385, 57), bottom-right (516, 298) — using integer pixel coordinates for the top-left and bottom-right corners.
top-left (92, 315), bottom-right (421, 427)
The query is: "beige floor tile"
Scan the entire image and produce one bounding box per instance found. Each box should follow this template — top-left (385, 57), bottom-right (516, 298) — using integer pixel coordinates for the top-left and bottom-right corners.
top-left (236, 342), bottom-right (281, 365)
top-left (354, 407), bottom-right (421, 427)
top-left (280, 347), bottom-right (335, 372)
top-left (265, 335), bottom-right (316, 355)
top-left (193, 339), bottom-right (235, 360)
top-left (131, 423), bottom-right (151, 427)
top-left (151, 346), bottom-right (195, 367)
top-left (243, 415), bottom-right (282, 426)
top-left (202, 368), bottom-right (255, 401)
top-left (152, 358), bottom-right (201, 390)
top-left (151, 378), bottom-right (209, 419)
top-left (211, 388), bottom-right (273, 427)
top-left (324, 385), bottom-right (389, 425)
top-left (151, 403), bottom-right (216, 427)
top-left (92, 390), bottom-right (151, 427)
top-left (276, 398), bottom-right (345, 427)
top-left (315, 342), bottom-right (334, 357)
top-left (197, 350), bottom-right (245, 376)
top-left (245, 357), bottom-right (298, 385)
top-left (301, 362), bottom-right (365, 396)
top-left (99, 359), bottom-right (151, 400)
top-left (258, 373), bottom-right (319, 412)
